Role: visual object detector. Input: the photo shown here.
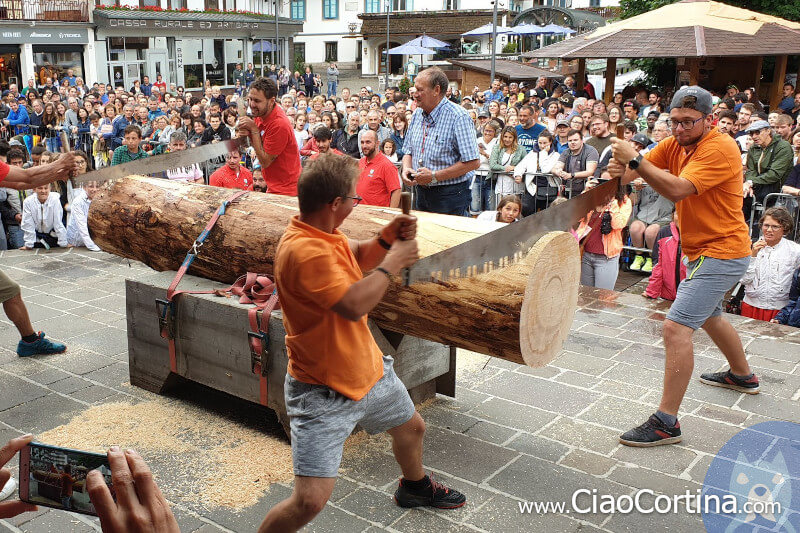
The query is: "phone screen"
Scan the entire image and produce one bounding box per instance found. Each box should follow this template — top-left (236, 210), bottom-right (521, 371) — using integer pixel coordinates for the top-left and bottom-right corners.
top-left (19, 442), bottom-right (113, 517)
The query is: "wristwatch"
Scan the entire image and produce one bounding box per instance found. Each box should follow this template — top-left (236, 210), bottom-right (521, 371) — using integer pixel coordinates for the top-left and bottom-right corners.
top-left (430, 171), bottom-right (438, 185)
top-left (629, 154), bottom-right (644, 170)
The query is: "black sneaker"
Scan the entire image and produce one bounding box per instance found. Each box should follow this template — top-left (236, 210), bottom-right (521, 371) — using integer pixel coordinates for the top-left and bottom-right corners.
top-left (700, 370), bottom-right (760, 394)
top-left (394, 475), bottom-right (466, 509)
top-left (619, 414), bottom-right (682, 447)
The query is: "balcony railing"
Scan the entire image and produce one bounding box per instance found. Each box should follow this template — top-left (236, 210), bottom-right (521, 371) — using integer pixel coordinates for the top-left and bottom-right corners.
top-left (0, 0), bottom-right (89, 21)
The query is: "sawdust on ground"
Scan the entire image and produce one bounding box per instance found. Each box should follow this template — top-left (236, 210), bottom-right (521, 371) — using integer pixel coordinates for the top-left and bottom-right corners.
top-left (39, 400), bottom-right (294, 510)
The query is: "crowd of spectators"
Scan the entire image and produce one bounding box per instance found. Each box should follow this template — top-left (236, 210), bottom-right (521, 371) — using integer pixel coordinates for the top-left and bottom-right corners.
top-left (2, 67), bottom-right (800, 323)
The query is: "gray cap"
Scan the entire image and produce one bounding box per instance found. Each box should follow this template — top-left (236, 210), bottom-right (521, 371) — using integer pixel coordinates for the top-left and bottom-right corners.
top-left (745, 120), bottom-right (771, 133)
top-left (556, 118), bottom-right (570, 127)
top-left (631, 133), bottom-right (652, 147)
top-left (669, 85), bottom-right (713, 115)
top-left (478, 110), bottom-right (490, 118)
top-left (8, 139), bottom-right (23, 146)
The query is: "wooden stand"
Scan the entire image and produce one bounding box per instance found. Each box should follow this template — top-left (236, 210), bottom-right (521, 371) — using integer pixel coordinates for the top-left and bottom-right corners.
top-left (126, 272), bottom-right (456, 438)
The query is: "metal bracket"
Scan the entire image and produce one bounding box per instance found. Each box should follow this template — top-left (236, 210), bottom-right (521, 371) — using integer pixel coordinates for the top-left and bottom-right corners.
top-left (248, 330), bottom-right (269, 377)
top-left (155, 298), bottom-right (175, 340)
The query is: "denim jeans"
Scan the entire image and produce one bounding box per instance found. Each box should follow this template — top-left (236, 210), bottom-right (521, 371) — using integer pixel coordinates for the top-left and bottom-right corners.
top-left (6, 225), bottom-right (23, 249)
top-left (470, 176), bottom-right (496, 215)
top-left (580, 252), bottom-right (620, 290)
top-left (0, 219), bottom-right (7, 250)
top-left (416, 181), bottom-right (471, 216)
top-left (327, 81), bottom-right (337, 97)
top-left (45, 136), bottom-right (60, 153)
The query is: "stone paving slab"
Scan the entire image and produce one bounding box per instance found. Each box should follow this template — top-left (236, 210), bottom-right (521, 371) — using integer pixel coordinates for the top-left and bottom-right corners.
top-left (0, 249), bottom-right (798, 533)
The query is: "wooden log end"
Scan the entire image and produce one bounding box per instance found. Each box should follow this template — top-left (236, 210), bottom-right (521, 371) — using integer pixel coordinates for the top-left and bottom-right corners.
top-left (518, 231), bottom-right (580, 368)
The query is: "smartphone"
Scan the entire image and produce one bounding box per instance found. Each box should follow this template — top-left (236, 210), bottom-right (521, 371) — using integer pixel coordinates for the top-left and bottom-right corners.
top-left (19, 441), bottom-right (113, 517)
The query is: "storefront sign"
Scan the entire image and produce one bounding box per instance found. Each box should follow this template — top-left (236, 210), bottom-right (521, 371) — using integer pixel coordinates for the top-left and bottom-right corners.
top-left (101, 18), bottom-right (261, 31)
top-left (0, 28), bottom-right (88, 45)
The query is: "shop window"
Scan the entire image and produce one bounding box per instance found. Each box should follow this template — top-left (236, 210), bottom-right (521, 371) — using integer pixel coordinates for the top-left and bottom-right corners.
top-left (443, 0), bottom-right (457, 9)
top-left (392, 0), bottom-right (411, 10)
top-left (290, 0), bottom-right (305, 19)
top-left (205, 39), bottom-right (225, 86)
top-left (0, 51), bottom-right (21, 89)
top-left (324, 42), bottom-right (338, 63)
top-left (170, 0), bottom-right (186, 8)
top-left (204, 0), bottom-right (219, 10)
top-left (33, 48), bottom-right (84, 85)
top-left (140, 0), bottom-right (159, 6)
top-left (181, 38), bottom-right (204, 88)
top-left (225, 39), bottom-right (244, 85)
top-left (323, 0), bottom-right (337, 19)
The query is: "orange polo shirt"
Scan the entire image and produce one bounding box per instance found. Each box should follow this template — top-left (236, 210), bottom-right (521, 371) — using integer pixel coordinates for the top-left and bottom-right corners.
top-left (275, 216), bottom-right (384, 400)
top-left (645, 128), bottom-right (750, 261)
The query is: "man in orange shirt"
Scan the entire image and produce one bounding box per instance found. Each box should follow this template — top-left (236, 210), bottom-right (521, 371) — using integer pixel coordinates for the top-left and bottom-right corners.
top-left (357, 129), bottom-right (402, 207)
top-left (209, 150), bottom-right (253, 190)
top-left (262, 154), bottom-right (465, 533)
top-left (609, 86), bottom-right (756, 447)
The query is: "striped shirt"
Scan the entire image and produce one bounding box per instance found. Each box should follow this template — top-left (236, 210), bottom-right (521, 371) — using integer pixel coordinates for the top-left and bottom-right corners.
top-left (406, 97), bottom-right (479, 186)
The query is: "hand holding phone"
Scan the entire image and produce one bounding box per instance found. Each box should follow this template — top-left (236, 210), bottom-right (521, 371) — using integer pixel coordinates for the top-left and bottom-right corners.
top-left (0, 434), bottom-right (38, 519)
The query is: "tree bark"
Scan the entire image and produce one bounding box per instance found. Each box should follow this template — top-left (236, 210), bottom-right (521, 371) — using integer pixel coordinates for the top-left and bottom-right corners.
top-left (89, 177), bottom-right (580, 367)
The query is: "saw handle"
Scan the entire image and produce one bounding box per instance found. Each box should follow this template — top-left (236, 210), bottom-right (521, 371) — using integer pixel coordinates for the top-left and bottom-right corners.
top-left (400, 191), bottom-right (412, 286)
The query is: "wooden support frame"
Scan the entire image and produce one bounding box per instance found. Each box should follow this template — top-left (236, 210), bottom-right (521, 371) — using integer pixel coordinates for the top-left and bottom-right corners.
top-left (753, 55), bottom-right (764, 99)
top-left (770, 55), bottom-right (788, 112)
top-left (604, 58), bottom-right (616, 104)
top-left (576, 58), bottom-right (586, 91)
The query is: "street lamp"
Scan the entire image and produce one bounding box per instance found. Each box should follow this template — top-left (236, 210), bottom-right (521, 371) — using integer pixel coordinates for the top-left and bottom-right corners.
top-left (490, 0), bottom-right (499, 85)
top-left (274, 0), bottom-right (280, 66)
top-left (385, 0), bottom-right (390, 86)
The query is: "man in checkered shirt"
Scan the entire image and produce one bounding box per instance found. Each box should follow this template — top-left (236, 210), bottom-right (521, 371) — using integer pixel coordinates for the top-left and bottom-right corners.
top-left (401, 67), bottom-right (480, 216)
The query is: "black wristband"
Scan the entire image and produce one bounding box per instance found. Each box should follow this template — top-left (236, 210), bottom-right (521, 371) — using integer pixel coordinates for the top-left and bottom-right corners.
top-left (377, 236), bottom-right (392, 250)
top-left (375, 267), bottom-right (393, 279)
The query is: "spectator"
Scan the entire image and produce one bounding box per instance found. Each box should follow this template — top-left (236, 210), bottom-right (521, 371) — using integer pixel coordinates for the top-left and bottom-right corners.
top-left (307, 126), bottom-right (344, 160)
top-left (716, 110), bottom-right (738, 138)
top-left (326, 63), bottom-right (339, 97)
top-left (551, 129), bottom-right (599, 196)
top-left (778, 83), bottom-right (795, 113)
top-left (401, 67), bottom-right (479, 216)
top-left (516, 104), bottom-right (545, 153)
top-left (2, 100), bottom-right (29, 136)
top-left (380, 139), bottom-right (399, 163)
top-left (66, 180), bottom-right (101, 251)
top-left (201, 113), bottom-right (231, 145)
top-left (734, 103), bottom-right (756, 138)
top-left (484, 79), bottom-right (504, 104)
top-left (153, 73), bottom-right (167, 94)
top-left (245, 63), bottom-right (256, 87)
top-left (21, 183), bottom-right (67, 250)
top-left (187, 119), bottom-right (205, 148)
top-left (489, 126), bottom-right (526, 204)
top-left (357, 110), bottom-right (391, 156)
top-left (237, 77), bottom-right (301, 196)
top-left (356, 130), bottom-right (401, 207)
top-left (111, 125), bottom-right (148, 166)
top-left (741, 207), bottom-right (800, 322)
top-left (252, 167), bottom-right (267, 192)
top-left (473, 120), bottom-right (499, 214)
top-left (743, 120), bottom-right (794, 230)
top-left (645, 211), bottom-right (685, 301)
top-left (532, 76), bottom-right (549, 100)
top-left (302, 66), bottom-right (315, 97)
top-left (110, 105), bottom-right (135, 151)
top-left (165, 131), bottom-right (203, 183)
top-left (40, 102), bottom-right (61, 153)
top-left (586, 113), bottom-right (615, 177)
top-left (336, 111), bottom-right (361, 159)
top-left (476, 194), bottom-right (521, 223)
top-left (575, 182), bottom-right (632, 290)
top-left (389, 113), bottom-right (408, 158)
top-left (210, 150), bottom-right (253, 190)
top-left (774, 114), bottom-right (794, 142)
top-left (628, 176), bottom-right (674, 273)
top-left (514, 131), bottom-right (560, 216)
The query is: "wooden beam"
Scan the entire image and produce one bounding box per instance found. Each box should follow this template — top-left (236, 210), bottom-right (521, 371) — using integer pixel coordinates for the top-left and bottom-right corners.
top-left (753, 55), bottom-right (763, 98)
top-left (770, 55), bottom-right (788, 112)
top-left (576, 58), bottom-right (586, 90)
top-left (688, 58), bottom-right (700, 86)
top-left (604, 58), bottom-right (616, 104)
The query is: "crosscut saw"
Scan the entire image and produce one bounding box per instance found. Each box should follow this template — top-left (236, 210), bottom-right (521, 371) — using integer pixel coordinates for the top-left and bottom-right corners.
top-left (72, 136), bottom-right (248, 184)
top-left (403, 177), bottom-right (621, 285)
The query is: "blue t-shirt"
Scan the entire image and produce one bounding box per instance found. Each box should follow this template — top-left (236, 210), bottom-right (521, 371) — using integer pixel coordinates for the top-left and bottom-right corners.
top-left (516, 123), bottom-right (546, 153)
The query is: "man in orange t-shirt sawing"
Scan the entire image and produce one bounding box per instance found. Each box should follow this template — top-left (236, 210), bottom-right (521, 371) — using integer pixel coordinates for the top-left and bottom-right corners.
top-left (262, 154), bottom-right (466, 532)
top-left (608, 86), bottom-right (756, 448)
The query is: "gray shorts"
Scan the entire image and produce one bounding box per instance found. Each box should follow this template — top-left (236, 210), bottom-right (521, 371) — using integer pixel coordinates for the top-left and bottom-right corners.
top-left (284, 355), bottom-right (415, 478)
top-left (666, 255), bottom-right (749, 330)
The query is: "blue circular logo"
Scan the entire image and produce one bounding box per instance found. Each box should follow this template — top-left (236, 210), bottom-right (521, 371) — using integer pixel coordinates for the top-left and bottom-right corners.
top-left (703, 421), bottom-right (800, 532)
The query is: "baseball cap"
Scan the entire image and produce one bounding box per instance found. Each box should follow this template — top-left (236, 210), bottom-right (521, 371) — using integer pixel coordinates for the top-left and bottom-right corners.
top-left (670, 85), bottom-right (713, 115)
top-left (478, 110), bottom-right (490, 118)
top-left (556, 118), bottom-right (570, 127)
top-left (631, 133), bottom-right (652, 147)
top-left (559, 94), bottom-right (574, 106)
top-left (9, 139), bottom-right (23, 146)
top-left (745, 120), bottom-right (771, 133)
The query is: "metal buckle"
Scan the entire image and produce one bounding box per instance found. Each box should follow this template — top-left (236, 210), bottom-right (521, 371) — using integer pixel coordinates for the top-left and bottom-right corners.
top-left (248, 330), bottom-right (269, 376)
top-left (190, 241), bottom-right (204, 256)
top-left (155, 299), bottom-right (175, 339)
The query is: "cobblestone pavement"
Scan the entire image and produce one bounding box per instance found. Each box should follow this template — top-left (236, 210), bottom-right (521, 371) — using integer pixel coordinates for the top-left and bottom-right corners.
top-left (0, 248), bottom-right (798, 532)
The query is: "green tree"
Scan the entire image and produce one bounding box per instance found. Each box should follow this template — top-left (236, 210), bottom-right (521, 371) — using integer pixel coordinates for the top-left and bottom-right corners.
top-left (618, 0), bottom-right (799, 87)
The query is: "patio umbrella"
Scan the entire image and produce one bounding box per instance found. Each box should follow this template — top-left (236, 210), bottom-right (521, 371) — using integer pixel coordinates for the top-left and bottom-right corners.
top-left (511, 23), bottom-right (551, 35)
top-left (385, 43), bottom-right (438, 72)
top-left (252, 40), bottom-right (276, 53)
top-left (406, 34), bottom-right (449, 49)
top-left (540, 23), bottom-right (576, 35)
top-left (461, 23), bottom-right (520, 37)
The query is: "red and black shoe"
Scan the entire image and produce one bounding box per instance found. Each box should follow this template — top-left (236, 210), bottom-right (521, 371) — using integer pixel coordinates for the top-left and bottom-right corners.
top-left (700, 370), bottom-right (760, 394)
top-left (619, 414), bottom-right (682, 447)
top-left (394, 475), bottom-right (466, 509)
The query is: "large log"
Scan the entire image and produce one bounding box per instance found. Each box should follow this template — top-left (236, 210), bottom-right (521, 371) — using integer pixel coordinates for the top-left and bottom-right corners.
top-left (89, 177), bottom-right (580, 367)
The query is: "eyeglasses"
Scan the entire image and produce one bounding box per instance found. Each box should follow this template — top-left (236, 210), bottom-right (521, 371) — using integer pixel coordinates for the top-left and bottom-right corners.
top-left (669, 116), bottom-right (704, 130)
top-left (762, 223), bottom-right (783, 231)
top-left (749, 130), bottom-right (766, 137)
top-left (345, 195), bottom-right (363, 206)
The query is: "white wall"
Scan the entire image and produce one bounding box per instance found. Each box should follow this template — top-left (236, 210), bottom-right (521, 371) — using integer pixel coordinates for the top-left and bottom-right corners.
top-left (570, 0), bottom-right (619, 7)
top-left (294, 0), bottom-right (362, 67)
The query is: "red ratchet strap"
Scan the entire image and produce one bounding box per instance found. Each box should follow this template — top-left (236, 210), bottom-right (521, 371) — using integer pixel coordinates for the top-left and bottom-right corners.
top-left (156, 190), bottom-right (249, 374)
top-left (220, 273), bottom-right (280, 406)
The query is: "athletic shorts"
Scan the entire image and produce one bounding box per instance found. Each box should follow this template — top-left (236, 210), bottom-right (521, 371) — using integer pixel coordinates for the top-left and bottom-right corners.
top-left (0, 269), bottom-right (21, 304)
top-left (666, 255), bottom-right (749, 330)
top-left (284, 355), bottom-right (415, 478)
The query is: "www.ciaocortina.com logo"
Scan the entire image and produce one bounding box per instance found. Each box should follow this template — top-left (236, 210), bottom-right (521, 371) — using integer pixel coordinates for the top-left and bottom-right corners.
top-left (702, 421), bottom-right (799, 532)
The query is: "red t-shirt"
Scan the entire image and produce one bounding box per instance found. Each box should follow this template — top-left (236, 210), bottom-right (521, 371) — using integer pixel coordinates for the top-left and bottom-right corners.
top-left (583, 211), bottom-right (605, 255)
top-left (308, 148), bottom-right (344, 161)
top-left (356, 152), bottom-right (401, 207)
top-left (0, 160), bottom-right (9, 183)
top-left (255, 106), bottom-right (301, 196)
top-left (209, 164), bottom-right (254, 190)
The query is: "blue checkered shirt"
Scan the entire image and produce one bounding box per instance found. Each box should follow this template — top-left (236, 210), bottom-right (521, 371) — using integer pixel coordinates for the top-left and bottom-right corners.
top-left (406, 97), bottom-right (479, 186)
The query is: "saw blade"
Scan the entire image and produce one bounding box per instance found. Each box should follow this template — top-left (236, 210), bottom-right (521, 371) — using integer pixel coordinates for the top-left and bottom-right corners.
top-left (404, 177), bottom-right (620, 285)
top-left (72, 137), bottom-right (247, 184)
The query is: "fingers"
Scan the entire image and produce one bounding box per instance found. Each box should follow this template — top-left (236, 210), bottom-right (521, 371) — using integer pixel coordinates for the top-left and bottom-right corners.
top-left (124, 449), bottom-right (157, 510)
top-left (107, 446), bottom-right (139, 511)
top-left (86, 470), bottom-right (118, 533)
top-left (0, 434), bottom-right (33, 468)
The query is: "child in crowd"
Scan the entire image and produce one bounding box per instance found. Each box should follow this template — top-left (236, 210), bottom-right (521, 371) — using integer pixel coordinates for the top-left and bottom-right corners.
top-left (477, 195), bottom-right (521, 223)
top-left (645, 211), bottom-right (685, 301)
top-left (21, 183), bottom-right (67, 250)
top-left (66, 181), bottom-right (101, 252)
top-left (380, 138), bottom-right (399, 163)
